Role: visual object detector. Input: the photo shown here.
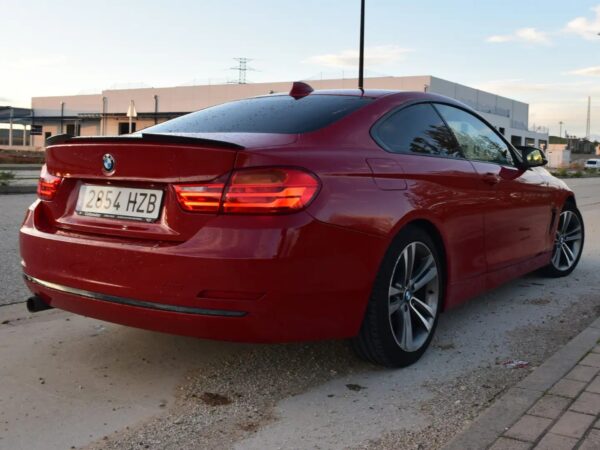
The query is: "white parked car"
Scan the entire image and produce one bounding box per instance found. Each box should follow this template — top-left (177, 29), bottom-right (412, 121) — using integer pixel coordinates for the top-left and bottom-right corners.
top-left (584, 158), bottom-right (600, 170)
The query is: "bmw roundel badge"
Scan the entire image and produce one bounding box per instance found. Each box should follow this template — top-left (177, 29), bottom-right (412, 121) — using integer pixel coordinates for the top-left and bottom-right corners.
top-left (102, 154), bottom-right (115, 173)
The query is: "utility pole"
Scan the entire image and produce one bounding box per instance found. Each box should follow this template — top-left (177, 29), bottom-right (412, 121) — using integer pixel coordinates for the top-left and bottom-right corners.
top-left (230, 58), bottom-right (254, 84)
top-left (8, 108), bottom-right (13, 147)
top-left (127, 100), bottom-right (137, 134)
top-left (559, 121), bottom-right (563, 138)
top-left (586, 96), bottom-right (591, 139)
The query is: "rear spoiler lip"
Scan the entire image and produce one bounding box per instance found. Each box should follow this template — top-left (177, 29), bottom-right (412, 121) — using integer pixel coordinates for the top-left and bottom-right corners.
top-left (45, 133), bottom-right (245, 150)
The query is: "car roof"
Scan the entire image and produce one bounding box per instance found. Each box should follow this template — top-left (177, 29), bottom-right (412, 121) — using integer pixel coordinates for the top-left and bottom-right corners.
top-left (265, 89), bottom-right (465, 104)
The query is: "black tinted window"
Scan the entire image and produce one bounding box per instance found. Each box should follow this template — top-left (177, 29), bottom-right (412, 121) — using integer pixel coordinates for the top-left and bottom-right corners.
top-left (143, 95), bottom-right (373, 134)
top-left (374, 103), bottom-right (461, 157)
top-left (435, 104), bottom-right (514, 166)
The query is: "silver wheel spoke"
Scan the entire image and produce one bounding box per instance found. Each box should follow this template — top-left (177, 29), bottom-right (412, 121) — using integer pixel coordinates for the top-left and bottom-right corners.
top-left (389, 285), bottom-right (402, 297)
top-left (389, 298), bottom-right (401, 315)
top-left (552, 246), bottom-right (562, 267)
top-left (411, 258), bottom-right (437, 292)
top-left (410, 302), bottom-right (432, 332)
top-left (561, 211), bottom-right (572, 234)
top-left (564, 226), bottom-right (582, 241)
top-left (411, 296), bottom-right (434, 317)
top-left (399, 307), bottom-right (413, 350)
top-left (562, 244), bottom-right (575, 265)
top-left (402, 243), bottom-right (416, 287)
top-left (564, 233), bottom-right (582, 243)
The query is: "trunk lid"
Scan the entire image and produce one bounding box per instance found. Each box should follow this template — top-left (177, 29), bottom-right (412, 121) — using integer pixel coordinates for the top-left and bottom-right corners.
top-left (40, 133), bottom-right (295, 242)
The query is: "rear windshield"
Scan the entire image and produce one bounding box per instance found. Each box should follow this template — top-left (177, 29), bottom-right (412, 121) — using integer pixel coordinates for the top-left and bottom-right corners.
top-left (143, 95), bottom-right (373, 134)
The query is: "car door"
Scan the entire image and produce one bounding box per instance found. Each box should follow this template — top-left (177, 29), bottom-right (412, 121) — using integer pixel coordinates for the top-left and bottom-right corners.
top-left (435, 103), bottom-right (553, 272)
top-left (370, 102), bottom-right (490, 300)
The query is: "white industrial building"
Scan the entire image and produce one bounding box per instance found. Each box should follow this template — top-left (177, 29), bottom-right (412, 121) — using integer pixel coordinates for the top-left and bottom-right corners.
top-left (8, 76), bottom-right (549, 150)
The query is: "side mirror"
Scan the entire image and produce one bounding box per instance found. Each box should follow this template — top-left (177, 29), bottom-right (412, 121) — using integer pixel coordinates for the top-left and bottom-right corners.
top-left (516, 146), bottom-right (548, 168)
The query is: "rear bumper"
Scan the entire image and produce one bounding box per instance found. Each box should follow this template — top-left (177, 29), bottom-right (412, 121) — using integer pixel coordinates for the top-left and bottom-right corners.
top-left (20, 200), bottom-right (387, 342)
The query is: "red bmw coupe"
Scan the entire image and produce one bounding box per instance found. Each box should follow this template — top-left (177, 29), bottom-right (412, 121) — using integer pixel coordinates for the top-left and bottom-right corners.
top-left (20, 82), bottom-right (584, 367)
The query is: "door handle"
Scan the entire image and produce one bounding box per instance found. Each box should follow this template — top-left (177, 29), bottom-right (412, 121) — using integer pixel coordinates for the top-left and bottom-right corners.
top-left (482, 173), bottom-right (501, 185)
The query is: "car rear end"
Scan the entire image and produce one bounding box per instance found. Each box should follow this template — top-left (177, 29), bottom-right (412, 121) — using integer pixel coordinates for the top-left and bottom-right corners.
top-left (20, 91), bottom-right (388, 342)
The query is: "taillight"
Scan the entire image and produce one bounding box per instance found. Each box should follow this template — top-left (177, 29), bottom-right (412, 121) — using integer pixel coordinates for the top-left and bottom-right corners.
top-left (37, 165), bottom-right (62, 200)
top-left (173, 167), bottom-right (320, 214)
top-left (223, 168), bottom-right (319, 213)
top-left (173, 182), bottom-right (225, 212)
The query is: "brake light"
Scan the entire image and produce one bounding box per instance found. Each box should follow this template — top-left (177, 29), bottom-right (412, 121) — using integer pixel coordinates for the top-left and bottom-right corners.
top-left (223, 168), bottom-right (319, 213)
top-left (173, 168), bottom-right (320, 214)
top-left (173, 182), bottom-right (225, 212)
top-left (37, 165), bottom-right (62, 200)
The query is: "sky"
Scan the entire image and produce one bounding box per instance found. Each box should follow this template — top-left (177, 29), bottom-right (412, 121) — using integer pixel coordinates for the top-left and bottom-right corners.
top-left (1, 0), bottom-right (599, 137)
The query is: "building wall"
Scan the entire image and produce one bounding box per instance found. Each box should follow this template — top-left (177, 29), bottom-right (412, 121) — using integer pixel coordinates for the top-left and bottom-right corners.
top-left (30, 76), bottom-right (548, 149)
top-left (547, 144), bottom-right (571, 168)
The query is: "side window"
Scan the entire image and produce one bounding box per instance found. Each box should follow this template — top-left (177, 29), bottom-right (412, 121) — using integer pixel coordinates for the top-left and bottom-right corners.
top-left (435, 104), bottom-right (514, 166)
top-left (374, 103), bottom-right (462, 158)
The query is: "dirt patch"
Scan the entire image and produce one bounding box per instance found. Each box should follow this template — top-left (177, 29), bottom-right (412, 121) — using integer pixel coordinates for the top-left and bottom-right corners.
top-left (86, 341), bottom-right (372, 450)
top-left (199, 392), bottom-right (232, 406)
top-left (346, 383), bottom-right (367, 392)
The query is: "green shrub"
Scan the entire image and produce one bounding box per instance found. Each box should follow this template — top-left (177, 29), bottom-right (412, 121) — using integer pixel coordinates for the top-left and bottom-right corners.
top-left (555, 168), bottom-right (568, 178)
top-left (0, 171), bottom-right (15, 186)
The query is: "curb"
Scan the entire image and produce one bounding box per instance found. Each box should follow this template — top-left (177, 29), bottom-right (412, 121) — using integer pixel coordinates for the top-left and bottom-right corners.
top-left (0, 185), bottom-right (37, 194)
top-left (443, 316), bottom-right (600, 450)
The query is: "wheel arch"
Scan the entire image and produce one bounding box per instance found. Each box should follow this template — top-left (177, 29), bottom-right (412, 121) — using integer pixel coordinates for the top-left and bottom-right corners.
top-left (564, 194), bottom-right (577, 207)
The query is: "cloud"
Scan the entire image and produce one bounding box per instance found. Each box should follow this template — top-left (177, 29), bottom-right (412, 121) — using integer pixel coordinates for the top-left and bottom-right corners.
top-left (473, 79), bottom-right (600, 136)
top-left (568, 66), bottom-right (600, 76)
top-left (564, 5), bottom-right (600, 40)
top-left (304, 45), bottom-right (413, 68)
top-left (486, 28), bottom-right (551, 44)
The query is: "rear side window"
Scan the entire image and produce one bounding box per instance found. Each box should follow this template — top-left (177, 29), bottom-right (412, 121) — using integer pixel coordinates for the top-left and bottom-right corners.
top-left (143, 95), bottom-right (373, 134)
top-left (373, 103), bottom-right (462, 158)
top-left (435, 104), bottom-right (514, 166)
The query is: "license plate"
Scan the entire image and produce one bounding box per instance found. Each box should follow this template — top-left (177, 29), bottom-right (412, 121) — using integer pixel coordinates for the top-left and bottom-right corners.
top-left (76, 184), bottom-right (163, 222)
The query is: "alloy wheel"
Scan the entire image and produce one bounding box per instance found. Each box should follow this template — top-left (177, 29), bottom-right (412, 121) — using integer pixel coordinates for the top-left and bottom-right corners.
top-left (551, 210), bottom-right (583, 271)
top-left (388, 242), bottom-right (440, 352)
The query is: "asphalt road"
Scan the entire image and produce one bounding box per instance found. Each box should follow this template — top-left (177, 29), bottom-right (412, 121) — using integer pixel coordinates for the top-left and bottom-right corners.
top-left (0, 193), bottom-right (34, 305)
top-left (0, 178), bottom-right (599, 450)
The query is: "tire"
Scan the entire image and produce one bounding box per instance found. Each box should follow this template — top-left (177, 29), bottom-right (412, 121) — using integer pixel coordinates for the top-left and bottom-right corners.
top-left (541, 202), bottom-right (585, 278)
top-left (352, 225), bottom-right (444, 367)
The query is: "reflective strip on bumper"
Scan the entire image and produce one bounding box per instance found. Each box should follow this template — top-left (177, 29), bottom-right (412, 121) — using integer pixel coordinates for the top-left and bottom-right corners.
top-left (23, 274), bottom-right (247, 317)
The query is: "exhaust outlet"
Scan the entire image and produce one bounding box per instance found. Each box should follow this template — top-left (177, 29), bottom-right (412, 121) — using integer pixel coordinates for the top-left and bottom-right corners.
top-left (26, 296), bottom-right (53, 313)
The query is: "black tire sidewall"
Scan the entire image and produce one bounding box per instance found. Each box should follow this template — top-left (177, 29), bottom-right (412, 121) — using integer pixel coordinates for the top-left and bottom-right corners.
top-left (365, 226), bottom-right (444, 367)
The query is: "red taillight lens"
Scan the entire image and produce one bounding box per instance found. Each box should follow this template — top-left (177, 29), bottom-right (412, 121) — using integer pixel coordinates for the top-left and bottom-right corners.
top-left (37, 165), bottom-right (62, 200)
top-left (223, 168), bottom-right (319, 214)
top-left (173, 182), bottom-right (225, 212)
top-left (173, 168), bottom-right (320, 215)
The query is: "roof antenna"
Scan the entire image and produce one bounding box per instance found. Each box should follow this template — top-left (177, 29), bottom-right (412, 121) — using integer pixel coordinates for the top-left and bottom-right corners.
top-left (358, 0), bottom-right (365, 92)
